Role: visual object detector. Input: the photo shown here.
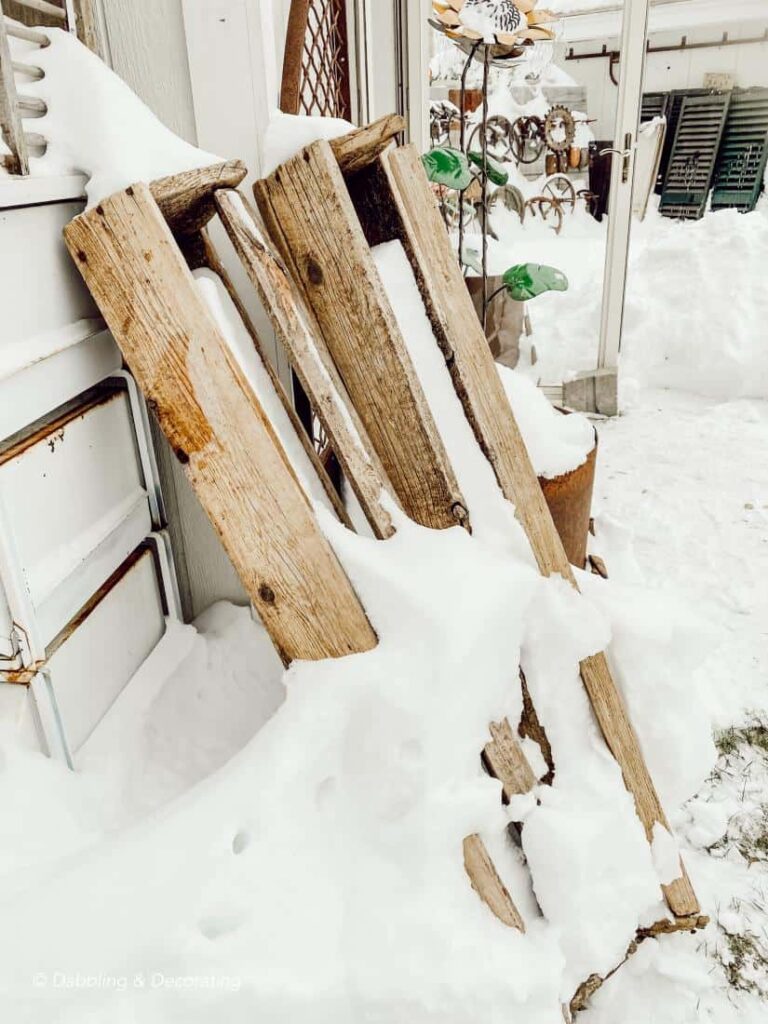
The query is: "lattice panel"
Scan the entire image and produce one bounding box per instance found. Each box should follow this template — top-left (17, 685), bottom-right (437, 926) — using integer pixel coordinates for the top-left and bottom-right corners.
top-left (281, 0), bottom-right (351, 120)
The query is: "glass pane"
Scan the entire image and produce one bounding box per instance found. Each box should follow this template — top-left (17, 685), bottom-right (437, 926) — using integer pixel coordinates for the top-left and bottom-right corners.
top-left (425, 3), bottom-right (632, 392)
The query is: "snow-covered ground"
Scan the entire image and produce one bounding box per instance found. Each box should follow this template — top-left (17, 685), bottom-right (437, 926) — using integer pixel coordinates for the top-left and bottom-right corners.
top-left (2, 25), bottom-right (767, 1022)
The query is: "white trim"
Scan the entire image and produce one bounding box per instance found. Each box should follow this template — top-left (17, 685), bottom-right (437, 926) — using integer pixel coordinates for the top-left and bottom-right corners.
top-left (0, 174), bottom-right (87, 210)
top-left (597, 0), bottom-right (650, 372)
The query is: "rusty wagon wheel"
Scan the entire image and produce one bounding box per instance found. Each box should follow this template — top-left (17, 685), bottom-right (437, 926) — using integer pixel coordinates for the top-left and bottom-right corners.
top-left (525, 196), bottom-right (564, 235)
top-left (541, 173), bottom-right (577, 213)
top-left (468, 115), bottom-right (516, 163)
top-left (510, 115), bottom-right (546, 165)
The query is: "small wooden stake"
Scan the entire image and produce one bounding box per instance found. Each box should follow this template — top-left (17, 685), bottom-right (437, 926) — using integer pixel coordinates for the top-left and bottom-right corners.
top-left (463, 834), bottom-right (526, 931)
top-left (64, 184), bottom-right (374, 666)
top-left (253, 141), bottom-right (469, 533)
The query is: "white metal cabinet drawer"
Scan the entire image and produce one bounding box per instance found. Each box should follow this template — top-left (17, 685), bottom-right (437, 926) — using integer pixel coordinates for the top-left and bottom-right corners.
top-left (0, 200), bottom-right (98, 346)
top-left (46, 546), bottom-right (166, 754)
top-left (0, 387), bottom-right (152, 646)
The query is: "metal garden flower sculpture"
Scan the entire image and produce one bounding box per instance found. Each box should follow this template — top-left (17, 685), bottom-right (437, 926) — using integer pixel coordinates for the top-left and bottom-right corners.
top-left (432, 0), bottom-right (557, 47)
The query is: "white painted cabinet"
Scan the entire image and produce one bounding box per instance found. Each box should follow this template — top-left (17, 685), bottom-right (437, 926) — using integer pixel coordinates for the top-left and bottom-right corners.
top-left (0, 185), bottom-right (180, 762)
top-left (0, 388), bottom-right (153, 647)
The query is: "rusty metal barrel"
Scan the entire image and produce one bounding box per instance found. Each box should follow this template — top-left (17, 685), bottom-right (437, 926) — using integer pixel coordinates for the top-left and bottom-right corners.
top-left (539, 431), bottom-right (598, 570)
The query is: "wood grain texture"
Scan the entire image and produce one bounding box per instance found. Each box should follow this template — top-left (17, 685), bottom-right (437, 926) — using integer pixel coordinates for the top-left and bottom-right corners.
top-left (463, 835), bottom-right (526, 932)
top-left (148, 161), bottom-right (247, 235)
top-left (0, 15), bottom-right (29, 175)
top-left (214, 188), bottom-right (396, 540)
top-left (197, 225), bottom-right (352, 530)
top-left (72, 0), bottom-right (103, 57)
top-left (64, 184), bottom-right (377, 666)
top-left (253, 140), bottom-right (468, 533)
top-left (330, 113), bottom-right (405, 175)
top-left (484, 719), bottom-right (538, 801)
top-left (375, 142), bottom-right (700, 920)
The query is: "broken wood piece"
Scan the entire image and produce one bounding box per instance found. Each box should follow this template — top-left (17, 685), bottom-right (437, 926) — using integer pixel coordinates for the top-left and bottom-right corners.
top-left (253, 140), bottom-right (469, 532)
top-left (484, 719), bottom-right (538, 801)
top-left (64, 183), bottom-right (375, 666)
top-left (335, 138), bottom-right (700, 920)
top-left (213, 188), bottom-right (396, 539)
top-left (197, 227), bottom-right (352, 529)
top-left (463, 834), bottom-right (526, 931)
top-left (149, 161), bottom-right (247, 235)
top-left (588, 554), bottom-right (609, 579)
top-left (329, 113), bottom-right (406, 175)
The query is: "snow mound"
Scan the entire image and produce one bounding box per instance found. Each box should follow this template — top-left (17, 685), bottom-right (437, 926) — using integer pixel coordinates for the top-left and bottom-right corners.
top-left (7, 28), bottom-right (220, 206)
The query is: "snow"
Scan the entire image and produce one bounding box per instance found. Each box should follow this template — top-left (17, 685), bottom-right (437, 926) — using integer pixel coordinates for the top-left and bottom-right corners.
top-left (261, 111), bottom-right (354, 177)
top-left (3, 26), bottom-right (768, 1024)
top-left (193, 268), bottom-right (338, 517)
top-left (485, 198), bottom-right (768, 403)
top-left (0, 317), bottom-right (102, 382)
top-left (6, 28), bottom-right (220, 205)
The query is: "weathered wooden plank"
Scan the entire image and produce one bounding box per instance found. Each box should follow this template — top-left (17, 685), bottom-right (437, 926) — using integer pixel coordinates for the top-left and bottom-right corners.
top-left (0, 15), bottom-right (29, 175)
top-left (149, 161), bottom-right (247, 235)
top-left (63, 184), bottom-right (375, 666)
top-left (485, 719), bottom-right (538, 801)
top-left (197, 227), bottom-right (353, 530)
top-left (65, 181), bottom-right (529, 937)
top-left (253, 141), bottom-right (468, 533)
top-left (463, 834), bottom-right (526, 932)
top-left (72, 0), bottom-right (103, 57)
top-left (214, 188), bottom-right (395, 540)
top-left (330, 113), bottom-right (405, 175)
top-left (371, 142), bottom-right (700, 919)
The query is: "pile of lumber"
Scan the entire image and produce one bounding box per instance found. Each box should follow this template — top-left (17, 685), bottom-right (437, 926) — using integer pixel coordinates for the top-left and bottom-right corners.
top-left (64, 115), bottom-right (706, 1015)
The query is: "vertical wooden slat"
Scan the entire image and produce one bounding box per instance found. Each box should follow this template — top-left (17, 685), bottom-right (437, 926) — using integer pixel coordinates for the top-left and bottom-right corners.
top-left (253, 141), bottom-right (469, 533)
top-left (367, 143), bottom-right (700, 920)
top-left (71, 0), bottom-right (103, 57)
top-left (0, 13), bottom-right (30, 174)
top-left (63, 184), bottom-right (376, 666)
top-left (214, 188), bottom-right (396, 540)
top-left (195, 227), bottom-right (353, 531)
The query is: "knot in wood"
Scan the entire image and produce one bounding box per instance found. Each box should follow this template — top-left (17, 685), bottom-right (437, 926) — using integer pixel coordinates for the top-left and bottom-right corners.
top-left (258, 583), bottom-right (276, 605)
top-left (306, 256), bottom-right (324, 286)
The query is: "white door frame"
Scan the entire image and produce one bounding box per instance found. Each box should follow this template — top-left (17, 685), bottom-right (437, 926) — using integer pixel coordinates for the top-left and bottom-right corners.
top-left (597, 0), bottom-right (651, 374)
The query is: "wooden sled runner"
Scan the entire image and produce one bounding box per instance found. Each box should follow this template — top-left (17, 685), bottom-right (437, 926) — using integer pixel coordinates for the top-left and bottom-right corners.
top-left (63, 119), bottom-right (706, 1013)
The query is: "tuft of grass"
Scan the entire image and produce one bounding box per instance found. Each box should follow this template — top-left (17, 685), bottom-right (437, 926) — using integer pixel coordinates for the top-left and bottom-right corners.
top-left (721, 928), bottom-right (768, 995)
top-left (716, 715), bottom-right (768, 759)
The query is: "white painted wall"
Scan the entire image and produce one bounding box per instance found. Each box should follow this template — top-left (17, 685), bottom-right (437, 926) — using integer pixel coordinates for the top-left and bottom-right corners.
top-left (564, 21), bottom-right (768, 140)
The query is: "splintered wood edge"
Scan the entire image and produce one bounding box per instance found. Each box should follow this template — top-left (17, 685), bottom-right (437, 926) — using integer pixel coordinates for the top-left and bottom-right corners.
top-left (570, 914), bottom-right (710, 1013)
top-left (463, 835), bottom-right (526, 932)
top-left (330, 113), bottom-right (406, 175)
top-left (150, 160), bottom-right (247, 234)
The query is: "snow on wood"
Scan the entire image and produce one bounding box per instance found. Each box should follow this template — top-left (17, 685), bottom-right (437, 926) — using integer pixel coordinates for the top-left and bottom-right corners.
top-left (5, 28), bottom-right (221, 203)
top-left (254, 141), bottom-right (470, 533)
top-left (213, 188), bottom-right (396, 540)
top-left (63, 183), bottom-right (377, 665)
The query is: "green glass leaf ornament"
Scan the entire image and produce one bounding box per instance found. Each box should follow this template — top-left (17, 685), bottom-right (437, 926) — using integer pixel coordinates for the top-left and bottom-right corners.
top-left (467, 150), bottom-right (509, 186)
top-left (502, 263), bottom-right (569, 302)
top-left (421, 147), bottom-right (473, 191)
